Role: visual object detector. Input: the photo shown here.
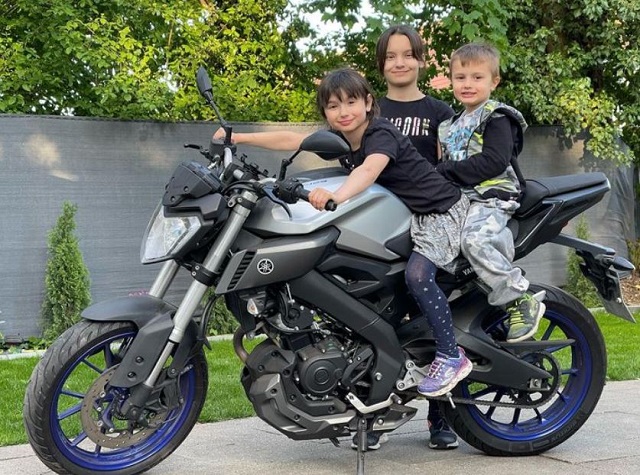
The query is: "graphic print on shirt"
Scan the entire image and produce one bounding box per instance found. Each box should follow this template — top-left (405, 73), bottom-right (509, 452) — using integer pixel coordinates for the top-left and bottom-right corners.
top-left (387, 117), bottom-right (432, 138)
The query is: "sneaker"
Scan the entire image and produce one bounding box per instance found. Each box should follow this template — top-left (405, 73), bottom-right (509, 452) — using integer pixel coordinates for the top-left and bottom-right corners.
top-left (506, 292), bottom-right (546, 342)
top-left (417, 347), bottom-right (473, 397)
top-left (350, 432), bottom-right (389, 451)
top-left (428, 417), bottom-right (459, 450)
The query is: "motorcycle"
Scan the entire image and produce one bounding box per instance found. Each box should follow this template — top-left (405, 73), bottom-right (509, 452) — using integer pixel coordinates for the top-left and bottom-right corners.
top-left (24, 67), bottom-right (636, 475)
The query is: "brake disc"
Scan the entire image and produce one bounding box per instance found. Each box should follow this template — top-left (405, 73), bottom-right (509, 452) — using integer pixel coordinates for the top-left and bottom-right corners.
top-left (80, 367), bottom-right (169, 449)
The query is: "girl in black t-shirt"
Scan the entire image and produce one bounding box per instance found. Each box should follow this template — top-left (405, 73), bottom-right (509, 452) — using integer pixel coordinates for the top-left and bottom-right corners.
top-left (213, 68), bottom-right (472, 399)
top-left (375, 24), bottom-right (459, 449)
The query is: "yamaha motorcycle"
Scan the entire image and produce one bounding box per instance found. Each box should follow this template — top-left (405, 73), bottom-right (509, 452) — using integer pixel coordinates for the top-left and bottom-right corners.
top-left (24, 67), bottom-right (636, 475)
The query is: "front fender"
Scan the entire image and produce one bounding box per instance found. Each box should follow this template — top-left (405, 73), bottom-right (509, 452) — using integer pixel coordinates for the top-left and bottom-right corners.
top-left (82, 295), bottom-right (177, 325)
top-left (82, 296), bottom-right (177, 388)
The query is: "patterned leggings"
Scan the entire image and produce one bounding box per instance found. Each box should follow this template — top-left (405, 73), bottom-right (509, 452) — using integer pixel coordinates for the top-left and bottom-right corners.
top-left (405, 252), bottom-right (458, 358)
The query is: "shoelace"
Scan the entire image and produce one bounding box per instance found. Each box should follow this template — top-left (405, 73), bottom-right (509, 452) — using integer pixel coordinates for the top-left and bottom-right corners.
top-left (427, 358), bottom-right (446, 378)
top-left (509, 294), bottom-right (534, 324)
top-left (509, 309), bottom-right (525, 324)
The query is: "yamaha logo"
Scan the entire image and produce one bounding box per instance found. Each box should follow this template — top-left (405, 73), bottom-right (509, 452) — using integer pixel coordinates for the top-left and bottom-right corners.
top-left (257, 258), bottom-right (274, 275)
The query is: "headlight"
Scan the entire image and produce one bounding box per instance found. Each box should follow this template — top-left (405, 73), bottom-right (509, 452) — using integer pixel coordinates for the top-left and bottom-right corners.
top-left (141, 204), bottom-right (202, 264)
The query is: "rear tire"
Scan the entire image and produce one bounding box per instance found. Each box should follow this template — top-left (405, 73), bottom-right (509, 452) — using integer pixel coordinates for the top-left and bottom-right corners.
top-left (24, 320), bottom-right (208, 474)
top-left (441, 284), bottom-right (606, 455)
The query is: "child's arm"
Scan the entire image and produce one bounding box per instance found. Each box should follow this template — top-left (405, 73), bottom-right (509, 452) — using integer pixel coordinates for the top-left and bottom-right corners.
top-left (213, 127), bottom-right (309, 151)
top-left (308, 153), bottom-right (389, 210)
top-left (437, 117), bottom-right (514, 185)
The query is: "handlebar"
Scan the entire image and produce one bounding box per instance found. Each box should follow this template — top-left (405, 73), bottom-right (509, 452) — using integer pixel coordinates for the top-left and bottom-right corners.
top-left (274, 178), bottom-right (337, 211)
top-left (295, 187), bottom-right (338, 212)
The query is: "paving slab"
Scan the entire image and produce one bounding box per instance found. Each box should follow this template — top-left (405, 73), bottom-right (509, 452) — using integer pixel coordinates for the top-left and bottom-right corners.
top-left (2, 380), bottom-right (638, 475)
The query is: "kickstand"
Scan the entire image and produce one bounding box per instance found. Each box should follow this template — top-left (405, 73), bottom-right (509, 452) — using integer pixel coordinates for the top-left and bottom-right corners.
top-left (355, 416), bottom-right (367, 475)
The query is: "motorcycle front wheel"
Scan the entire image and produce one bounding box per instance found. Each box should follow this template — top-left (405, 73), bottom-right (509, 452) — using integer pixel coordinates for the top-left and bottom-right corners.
top-left (23, 320), bottom-right (208, 475)
top-left (441, 284), bottom-right (607, 456)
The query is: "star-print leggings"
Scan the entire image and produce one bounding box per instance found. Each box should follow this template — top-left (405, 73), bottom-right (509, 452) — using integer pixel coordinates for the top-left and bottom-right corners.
top-left (405, 251), bottom-right (458, 358)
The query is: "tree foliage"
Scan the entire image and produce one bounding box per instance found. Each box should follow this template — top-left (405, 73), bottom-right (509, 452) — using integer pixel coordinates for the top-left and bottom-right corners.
top-left (2, 1), bottom-right (638, 162)
top-left (0, 0), bottom-right (318, 121)
top-left (299, 0), bottom-right (640, 164)
top-left (41, 202), bottom-right (92, 342)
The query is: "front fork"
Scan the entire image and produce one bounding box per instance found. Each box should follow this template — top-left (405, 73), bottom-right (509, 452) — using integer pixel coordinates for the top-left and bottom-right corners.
top-left (141, 190), bottom-right (257, 391)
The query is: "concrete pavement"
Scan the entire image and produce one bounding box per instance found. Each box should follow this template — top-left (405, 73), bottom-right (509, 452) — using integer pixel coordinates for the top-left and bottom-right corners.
top-left (2, 379), bottom-right (639, 475)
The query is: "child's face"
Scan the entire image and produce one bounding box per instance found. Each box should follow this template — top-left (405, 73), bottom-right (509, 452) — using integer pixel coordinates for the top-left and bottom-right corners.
top-left (450, 58), bottom-right (500, 112)
top-left (323, 92), bottom-right (372, 138)
top-left (383, 34), bottom-right (424, 89)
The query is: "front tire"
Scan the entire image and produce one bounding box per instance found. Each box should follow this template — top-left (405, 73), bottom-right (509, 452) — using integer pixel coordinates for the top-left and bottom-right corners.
top-left (441, 284), bottom-right (607, 455)
top-left (23, 320), bottom-right (208, 475)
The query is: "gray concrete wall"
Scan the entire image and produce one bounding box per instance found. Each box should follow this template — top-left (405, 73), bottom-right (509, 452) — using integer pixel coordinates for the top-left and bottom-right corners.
top-left (0, 115), bottom-right (634, 340)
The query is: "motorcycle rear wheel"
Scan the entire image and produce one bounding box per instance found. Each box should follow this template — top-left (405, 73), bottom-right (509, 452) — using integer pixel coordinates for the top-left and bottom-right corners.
top-left (23, 320), bottom-right (208, 475)
top-left (441, 284), bottom-right (606, 455)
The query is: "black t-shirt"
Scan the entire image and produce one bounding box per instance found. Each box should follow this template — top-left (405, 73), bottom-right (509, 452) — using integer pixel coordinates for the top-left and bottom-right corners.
top-left (333, 118), bottom-right (461, 215)
top-left (379, 96), bottom-right (454, 166)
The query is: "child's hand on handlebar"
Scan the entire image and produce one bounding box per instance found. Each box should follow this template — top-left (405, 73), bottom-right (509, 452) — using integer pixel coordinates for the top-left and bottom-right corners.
top-left (213, 127), bottom-right (234, 143)
top-left (308, 188), bottom-right (336, 211)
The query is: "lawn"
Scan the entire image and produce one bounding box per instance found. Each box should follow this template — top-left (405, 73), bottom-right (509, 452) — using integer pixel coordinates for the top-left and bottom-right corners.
top-left (1, 312), bottom-right (639, 447)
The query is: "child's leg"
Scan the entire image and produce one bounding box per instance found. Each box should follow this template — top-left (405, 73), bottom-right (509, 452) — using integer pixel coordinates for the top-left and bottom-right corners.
top-left (405, 252), bottom-right (458, 358)
top-left (461, 200), bottom-right (528, 307)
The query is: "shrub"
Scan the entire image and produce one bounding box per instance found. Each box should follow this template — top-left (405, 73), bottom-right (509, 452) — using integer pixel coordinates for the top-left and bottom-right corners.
top-left (626, 239), bottom-right (640, 275)
top-left (202, 289), bottom-right (239, 336)
top-left (41, 201), bottom-right (91, 342)
top-left (564, 216), bottom-right (600, 308)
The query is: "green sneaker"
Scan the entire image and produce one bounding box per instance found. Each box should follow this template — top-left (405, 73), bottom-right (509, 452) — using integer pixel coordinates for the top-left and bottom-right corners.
top-left (506, 292), bottom-right (546, 342)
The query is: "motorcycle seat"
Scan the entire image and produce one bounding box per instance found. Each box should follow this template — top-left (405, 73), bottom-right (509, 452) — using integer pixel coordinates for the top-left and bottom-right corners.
top-left (517, 172), bottom-right (608, 216)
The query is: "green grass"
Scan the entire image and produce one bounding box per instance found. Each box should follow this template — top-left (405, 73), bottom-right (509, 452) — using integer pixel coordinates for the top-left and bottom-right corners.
top-left (0, 339), bottom-right (259, 447)
top-left (592, 310), bottom-right (640, 381)
top-left (2, 314), bottom-right (640, 448)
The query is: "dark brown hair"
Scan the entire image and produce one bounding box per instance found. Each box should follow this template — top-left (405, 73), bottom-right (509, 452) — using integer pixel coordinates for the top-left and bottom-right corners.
top-left (316, 68), bottom-right (379, 121)
top-left (375, 25), bottom-right (425, 75)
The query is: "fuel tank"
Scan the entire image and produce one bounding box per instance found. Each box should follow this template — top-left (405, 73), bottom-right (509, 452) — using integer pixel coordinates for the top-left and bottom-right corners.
top-left (244, 169), bottom-right (412, 261)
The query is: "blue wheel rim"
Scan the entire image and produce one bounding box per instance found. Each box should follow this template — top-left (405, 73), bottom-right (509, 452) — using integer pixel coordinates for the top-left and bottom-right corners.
top-left (49, 328), bottom-right (197, 472)
top-left (465, 308), bottom-right (593, 441)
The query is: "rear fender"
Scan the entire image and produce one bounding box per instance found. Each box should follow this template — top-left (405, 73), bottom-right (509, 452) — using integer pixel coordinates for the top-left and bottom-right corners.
top-left (81, 296), bottom-right (199, 387)
top-left (552, 233), bottom-right (636, 322)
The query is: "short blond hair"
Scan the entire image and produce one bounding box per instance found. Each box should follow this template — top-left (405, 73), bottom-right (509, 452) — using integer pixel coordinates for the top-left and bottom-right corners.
top-left (450, 43), bottom-right (500, 78)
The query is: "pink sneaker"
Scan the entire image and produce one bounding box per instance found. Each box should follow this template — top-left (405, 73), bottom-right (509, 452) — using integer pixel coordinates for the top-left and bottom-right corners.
top-left (418, 347), bottom-right (472, 397)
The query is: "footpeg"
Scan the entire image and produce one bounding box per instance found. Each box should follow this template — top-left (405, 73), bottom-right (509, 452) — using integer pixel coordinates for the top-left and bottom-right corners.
top-left (532, 290), bottom-right (546, 302)
top-left (446, 392), bottom-right (456, 409)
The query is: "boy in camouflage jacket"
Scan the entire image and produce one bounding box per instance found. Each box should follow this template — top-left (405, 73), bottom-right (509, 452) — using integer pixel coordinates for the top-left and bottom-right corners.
top-left (437, 43), bottom-right (545, 342)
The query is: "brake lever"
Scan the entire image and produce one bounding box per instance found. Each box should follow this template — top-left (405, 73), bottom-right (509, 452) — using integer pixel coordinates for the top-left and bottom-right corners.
top-left (260, 183), bottom-right (292, 218)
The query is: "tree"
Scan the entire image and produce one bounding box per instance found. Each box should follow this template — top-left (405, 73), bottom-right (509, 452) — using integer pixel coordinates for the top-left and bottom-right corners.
top-left (41, 202), bottom-right (91, 341)
top-left (0, 0), bottom-right (317, 121)
top-left (298, 0), bottom-right (640, 164)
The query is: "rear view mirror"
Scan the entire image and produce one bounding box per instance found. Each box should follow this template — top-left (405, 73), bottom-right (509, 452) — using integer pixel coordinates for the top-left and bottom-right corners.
top-left (196, 67), bottom-right (213, 101)
top-left (299, 130), bottom-right (350, 160)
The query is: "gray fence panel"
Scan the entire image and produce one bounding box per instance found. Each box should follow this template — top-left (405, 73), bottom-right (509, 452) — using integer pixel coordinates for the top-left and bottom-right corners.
top-left (0, 115), bottom-right (321, 341)
top-left (0, 116), bottom-right (634, 340)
